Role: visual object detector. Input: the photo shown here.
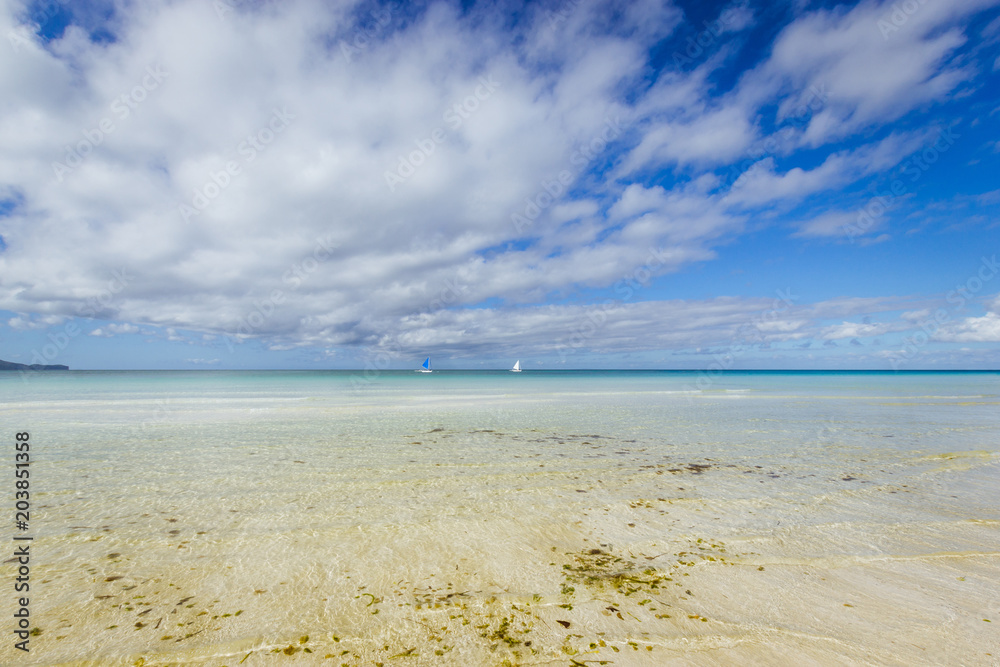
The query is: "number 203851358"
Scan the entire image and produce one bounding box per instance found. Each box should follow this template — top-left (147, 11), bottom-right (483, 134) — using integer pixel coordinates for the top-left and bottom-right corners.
top-left (15, 432), bottom-right (30, 527)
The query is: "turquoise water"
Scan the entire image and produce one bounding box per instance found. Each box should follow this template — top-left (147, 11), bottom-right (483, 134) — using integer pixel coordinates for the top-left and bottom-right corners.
top-left (1, 371), bottom-right (998, 665)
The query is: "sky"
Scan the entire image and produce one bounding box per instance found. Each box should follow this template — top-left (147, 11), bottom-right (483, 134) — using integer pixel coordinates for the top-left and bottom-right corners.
top-left (1, 0), bottom-right (999, 370)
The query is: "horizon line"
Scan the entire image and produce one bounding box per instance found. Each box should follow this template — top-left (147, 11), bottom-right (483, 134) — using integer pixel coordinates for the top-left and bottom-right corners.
top-left (8, 368), bottom-right (999, 373)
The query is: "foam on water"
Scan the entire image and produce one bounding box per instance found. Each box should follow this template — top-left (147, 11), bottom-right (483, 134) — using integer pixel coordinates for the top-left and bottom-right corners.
top-left (1, 371), bottom-right (998, 665)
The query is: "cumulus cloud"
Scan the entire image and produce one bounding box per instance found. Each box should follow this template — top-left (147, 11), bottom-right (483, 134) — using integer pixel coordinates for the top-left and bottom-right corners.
top-left (1, 0), bottom-right (686, 340)
top-left (8, 314), bottom-right (66, 330)
top-left (934, 295), bottom-right (1000, 342)
top-left (754, 0), bottom-right (995, 145)
top-left (0, 0), bottom-right (996, 363)
top-left (933, 312), bottom-right (1000, 342)
top-left (88, 323), bottom-right (139, 337)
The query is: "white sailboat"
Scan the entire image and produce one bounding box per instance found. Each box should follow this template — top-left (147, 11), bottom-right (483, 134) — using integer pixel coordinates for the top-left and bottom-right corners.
top-left (416, 357), bottom-right (432, 373)
top-left (510, 360), bottom-right (521, 372)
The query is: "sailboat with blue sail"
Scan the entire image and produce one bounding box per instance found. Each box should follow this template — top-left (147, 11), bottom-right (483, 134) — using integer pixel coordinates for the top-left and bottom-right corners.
top-left (416, 357), bottom-right (432, 373)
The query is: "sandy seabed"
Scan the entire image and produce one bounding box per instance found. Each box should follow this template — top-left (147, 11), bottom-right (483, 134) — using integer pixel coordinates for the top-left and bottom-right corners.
top-left (2, 373), bottom-right (998, 665)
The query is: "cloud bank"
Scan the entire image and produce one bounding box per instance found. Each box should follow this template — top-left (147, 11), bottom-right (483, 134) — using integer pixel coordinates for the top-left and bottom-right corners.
top-left (1, 0), bottom-right (998, 367)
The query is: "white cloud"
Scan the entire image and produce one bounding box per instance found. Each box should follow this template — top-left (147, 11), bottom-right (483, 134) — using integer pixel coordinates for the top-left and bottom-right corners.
top-left (0, 0), bottom-right (746, 353)
top-left (719, 1), bottom-right (755, 33)
top-left (346, 295), bottom-right (813, 359)
top-left (7, 314), bottom-right (66, 330)
top-left (793, 210), bottom-right (857, 238)
top-left (620, 101), bottom-right (756, 172)
top-left (934, 312), bottom-right (1000, 342)
top-left (983, 14), bottom-right (1000, 39)
top-left (0, 0), bottom-right (995, 363)
top-left (726, 131), bottom-right (930, 208)
top-left (820, 321), bottom-right (894, 340)
top-left (932, 294), bottom-right (1000, 342)
top-left (901, 309), bottom-right (932, 322)
top-left (755, 0), bottom-right (995, 145)
top-left (88, 323), bottom-right (139, 337)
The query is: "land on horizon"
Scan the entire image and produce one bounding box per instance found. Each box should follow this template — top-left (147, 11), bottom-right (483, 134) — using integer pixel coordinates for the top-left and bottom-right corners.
top-left (0, 358), bottom-right (69, 371)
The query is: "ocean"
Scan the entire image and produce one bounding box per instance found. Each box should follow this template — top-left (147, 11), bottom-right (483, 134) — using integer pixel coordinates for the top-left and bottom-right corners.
top-left (2, 370), bottom-right (998, 665)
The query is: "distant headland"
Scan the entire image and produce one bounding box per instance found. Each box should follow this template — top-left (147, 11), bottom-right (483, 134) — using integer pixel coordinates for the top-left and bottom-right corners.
top-left (0, 358), bottom-right (69, 371)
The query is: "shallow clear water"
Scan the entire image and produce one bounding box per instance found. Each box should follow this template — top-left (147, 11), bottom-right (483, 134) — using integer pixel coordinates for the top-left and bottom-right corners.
top-left (1, 371), bottom-right (999, 665)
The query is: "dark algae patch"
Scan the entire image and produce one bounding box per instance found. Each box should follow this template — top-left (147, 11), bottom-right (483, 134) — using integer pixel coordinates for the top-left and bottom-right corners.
top-left (209, 536), bottom-right (750, 665)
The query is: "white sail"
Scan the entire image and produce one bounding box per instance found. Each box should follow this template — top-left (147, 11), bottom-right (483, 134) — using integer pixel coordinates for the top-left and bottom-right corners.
top-left (511, 360), bottom-right (521, 372)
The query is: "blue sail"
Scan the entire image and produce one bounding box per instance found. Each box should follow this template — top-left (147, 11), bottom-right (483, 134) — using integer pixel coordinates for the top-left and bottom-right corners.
top-left (422, 357), bottom-right (430, 370)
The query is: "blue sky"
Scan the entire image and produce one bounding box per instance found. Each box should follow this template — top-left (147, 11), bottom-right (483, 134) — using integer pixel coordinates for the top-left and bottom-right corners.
top-left (1, 0), bottom-right (999, 370)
